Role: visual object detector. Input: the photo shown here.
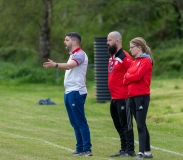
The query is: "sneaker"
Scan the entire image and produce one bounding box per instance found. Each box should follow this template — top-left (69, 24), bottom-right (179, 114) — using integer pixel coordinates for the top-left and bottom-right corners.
top-left (72, 150), bottom-right (82, 155)
top-left (110, 150), bottom-right (125, 157)
top-left (127, 151), bottom-right (136, 157)
top-left (144, 154), bottom-right (153, 158)
top-left (110, 150), bottom-right (135, 157)
top-left (136, 154), bottom-right (144, 160)
top-left (78, 151), bottom-right (93, 156)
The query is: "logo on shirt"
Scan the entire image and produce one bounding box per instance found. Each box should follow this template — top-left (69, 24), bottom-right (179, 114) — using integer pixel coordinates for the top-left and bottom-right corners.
top-left (121, 106), bottom-right (125, 110)
top-left (137, 62), bottom-right (140, 66)
top-left (127, 58), bottom-right (130, 62)
top-left (109, 61), bottom-right (114, 72)
top-left (72, 103), bottom-right (75, 106)
top-left (139, 106), bottom-right (143, 110)
top-left (115, 61), bottom-right (118, 65)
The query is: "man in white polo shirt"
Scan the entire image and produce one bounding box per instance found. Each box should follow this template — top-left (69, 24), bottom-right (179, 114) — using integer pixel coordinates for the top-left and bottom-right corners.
top-left (43, 32), bottom-right (92, 156)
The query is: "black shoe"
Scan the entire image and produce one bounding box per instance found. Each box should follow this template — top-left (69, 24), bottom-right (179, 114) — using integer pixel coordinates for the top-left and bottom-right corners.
top-left (136, 154), bottom-right (144, 160)
top-left (144, 154), bottom-right (153, 158)
top-left (121, 151), bottom-right (136, 157)
top-left (110, 150), bottom-right (134, 157)
top-left (110, 150), bottom-right (125, 157)
top-left (78, 151), bottom-right (93, 156)
top-left (72, 150), bottom-right (82, 155)
top-left (126, 151), bottom-right (136, 157)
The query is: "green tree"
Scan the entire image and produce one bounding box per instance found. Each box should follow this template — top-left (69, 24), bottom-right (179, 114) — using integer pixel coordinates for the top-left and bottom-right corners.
top-left (39, 0), bottom-right (52, 62)
top-left (0, 0), bottom-right (183, 63)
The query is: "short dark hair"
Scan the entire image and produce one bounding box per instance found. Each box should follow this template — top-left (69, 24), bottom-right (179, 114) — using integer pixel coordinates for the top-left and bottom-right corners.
top-left (65, 32), bottom-right (81, 43)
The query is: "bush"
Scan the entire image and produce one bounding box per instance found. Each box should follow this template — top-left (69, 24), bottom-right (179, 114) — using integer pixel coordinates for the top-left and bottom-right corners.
top-left (0, 45), bottom-right (94, 84)
top-left (0, 47), bottom-right (37, 64)
top-left (152, 40), bottom-right (183, 78)
top-left (0, 60), bottom-right (64, 84)
top-left (1, 38), bottom-right (183, 84)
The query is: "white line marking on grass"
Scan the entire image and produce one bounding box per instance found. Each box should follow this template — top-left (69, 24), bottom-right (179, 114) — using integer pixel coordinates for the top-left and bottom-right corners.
top-left (112, 138), bottom-right (183, 157)
top-left (0, 130), bottom-right (74, 152)
top-left (0, 130), bottom-right (113, 160)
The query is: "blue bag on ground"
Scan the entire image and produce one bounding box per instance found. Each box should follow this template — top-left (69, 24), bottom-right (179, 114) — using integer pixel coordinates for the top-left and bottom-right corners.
top-left (37, 98), bottom-right (56, 105)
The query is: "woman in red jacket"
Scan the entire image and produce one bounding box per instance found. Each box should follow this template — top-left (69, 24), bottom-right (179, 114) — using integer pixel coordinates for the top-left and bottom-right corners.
top-left (123, 37), bottom-right (153, 160)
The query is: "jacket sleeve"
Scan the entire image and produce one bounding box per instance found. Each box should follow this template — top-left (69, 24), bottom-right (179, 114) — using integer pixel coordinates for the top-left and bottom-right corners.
top-left (122, 57), bottom-right (133, 85)
top-left (123, 74), bottom-right (132, 85)
top-left (125, 58), bottom-right (152, 82)
top-left (123, 57), bottom-right (132, 71)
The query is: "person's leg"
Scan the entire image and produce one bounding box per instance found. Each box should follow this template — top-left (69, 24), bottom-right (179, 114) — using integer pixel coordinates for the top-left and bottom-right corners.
top-left (128, 97), bottom-right (136, 120)
top-left (144, 127), bottom-right (153, 158)
top-left (64, 92), bottom-right (83, 152)
top-left (110, 100), bottom-right (127, 157)
top-left (117, 99), bottom-right (131, 152)
top-left (134, 95), bottom-right (150, 154)
top-left (68, 91), bottom-right (92, 152)
top-left (125, 98), bottom-right (135, 156)
top-left (145, 126), bottom-right (151, 151)
top-left (143, 96), bottom-right (153, 158)
top-left (110, 100), bottom-right (126, 152)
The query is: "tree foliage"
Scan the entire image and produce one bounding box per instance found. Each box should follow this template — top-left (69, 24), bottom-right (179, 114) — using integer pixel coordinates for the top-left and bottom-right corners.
top-left (0, 0), bottom-right (183, 63)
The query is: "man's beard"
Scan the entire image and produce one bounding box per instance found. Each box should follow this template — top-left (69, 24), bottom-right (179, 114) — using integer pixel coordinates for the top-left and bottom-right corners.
top-left (65, 44), bottom-right (72, 52)
top-left (108, 44), bottom-right (117, 55)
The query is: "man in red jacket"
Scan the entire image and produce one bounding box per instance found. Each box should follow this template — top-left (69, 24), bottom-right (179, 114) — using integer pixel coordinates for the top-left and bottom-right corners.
top-left (107, 31), bottom-right (136, 157)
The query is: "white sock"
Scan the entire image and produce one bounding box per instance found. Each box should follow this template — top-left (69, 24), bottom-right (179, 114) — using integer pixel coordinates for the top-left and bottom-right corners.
top-left (144, 153), bottom-right (151, 155)
top-left (144, 151), bottom-right (151, 155)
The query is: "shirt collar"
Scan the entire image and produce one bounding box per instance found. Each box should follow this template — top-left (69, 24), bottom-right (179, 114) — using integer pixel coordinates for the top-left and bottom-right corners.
top-left (71, 47), bottom-right (81, 54)
top-left (115, 48), bottom-right (122, 57)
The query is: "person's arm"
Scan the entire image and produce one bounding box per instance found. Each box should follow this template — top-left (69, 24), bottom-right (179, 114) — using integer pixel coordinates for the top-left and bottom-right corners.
top-left (125, 58), bottom-right (151, 82)
top-left (123, 57), bottom-right (132, 71)
top-left (122, 57), bottom-right (133, 85)
top-left (43, 59), bottom-right (77, 70)
top-left (123, 73), bottom-right (132, 85)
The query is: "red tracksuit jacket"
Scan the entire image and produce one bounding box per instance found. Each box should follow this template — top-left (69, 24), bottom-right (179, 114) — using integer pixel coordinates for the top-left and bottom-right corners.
top-left (108, 49), bottom-right (132, 99)
top-left (123, 54), bottom-right (153, 97)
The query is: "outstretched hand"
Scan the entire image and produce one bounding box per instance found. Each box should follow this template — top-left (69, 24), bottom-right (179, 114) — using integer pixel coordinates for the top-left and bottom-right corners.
top-left (43, 59), bottom-right (55, 68)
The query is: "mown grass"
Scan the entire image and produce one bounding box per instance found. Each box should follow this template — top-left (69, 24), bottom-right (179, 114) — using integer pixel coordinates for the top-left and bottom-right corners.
top-left (0, 79), bottom-right (183, 160)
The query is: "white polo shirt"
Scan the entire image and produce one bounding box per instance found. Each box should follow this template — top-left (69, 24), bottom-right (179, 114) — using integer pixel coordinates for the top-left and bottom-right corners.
top-left (64, 47), bottom-right (88, 94)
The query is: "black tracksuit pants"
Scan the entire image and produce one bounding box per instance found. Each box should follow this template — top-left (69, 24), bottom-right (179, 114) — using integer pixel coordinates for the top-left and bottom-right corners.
top-left (128, 95), bottom-right (151, 153)
top-left (110, 99), bottom-right (135, 153)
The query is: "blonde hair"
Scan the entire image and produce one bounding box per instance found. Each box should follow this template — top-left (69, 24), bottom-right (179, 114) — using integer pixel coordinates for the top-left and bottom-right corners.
top-left (130, 37), bottom-right (153, 63)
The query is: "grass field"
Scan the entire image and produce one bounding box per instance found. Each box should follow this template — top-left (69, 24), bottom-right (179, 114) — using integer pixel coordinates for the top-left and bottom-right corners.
top-left (0, 78), bottom-right (183, 160)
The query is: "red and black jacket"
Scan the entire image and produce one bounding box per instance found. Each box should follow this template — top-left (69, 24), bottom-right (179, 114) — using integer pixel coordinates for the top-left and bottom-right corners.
top-left (108, 48), bottom-right (132, 99)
